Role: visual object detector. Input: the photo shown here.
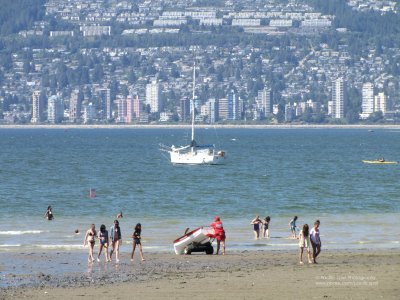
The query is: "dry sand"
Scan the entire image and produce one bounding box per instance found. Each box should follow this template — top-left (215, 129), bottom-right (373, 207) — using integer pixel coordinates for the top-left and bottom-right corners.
top-left (2, 249), bottom-right (399, 299)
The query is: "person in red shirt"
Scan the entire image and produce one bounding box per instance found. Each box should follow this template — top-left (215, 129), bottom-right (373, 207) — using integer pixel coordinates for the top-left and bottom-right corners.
top-left (211, 216), bottom-right (226, 255)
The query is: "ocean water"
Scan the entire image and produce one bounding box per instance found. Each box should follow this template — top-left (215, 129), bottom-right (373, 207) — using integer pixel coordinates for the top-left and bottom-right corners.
top-left (0, 127), bottom-right (399, 253)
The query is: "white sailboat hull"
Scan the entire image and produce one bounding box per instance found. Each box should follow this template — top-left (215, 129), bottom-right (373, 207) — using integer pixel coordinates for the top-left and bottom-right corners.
top-left (170, 148), bottom-right (225, 165)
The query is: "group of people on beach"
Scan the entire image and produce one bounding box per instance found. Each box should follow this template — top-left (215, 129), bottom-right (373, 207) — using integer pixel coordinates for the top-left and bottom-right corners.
top-left (45, 206), bottom-right (321, 264)
top-left (83, 219), bottom-right (145, 263)
top-left (250, 215), bottom-right (271, 239)
top-left (288, 216), bottom-right (322, 264)
top-left (250, 214), bottom-right (322, 264)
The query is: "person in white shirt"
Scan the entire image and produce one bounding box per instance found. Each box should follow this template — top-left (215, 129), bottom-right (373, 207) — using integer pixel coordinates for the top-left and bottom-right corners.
top-left (309, 220), bottom-right (321, 263)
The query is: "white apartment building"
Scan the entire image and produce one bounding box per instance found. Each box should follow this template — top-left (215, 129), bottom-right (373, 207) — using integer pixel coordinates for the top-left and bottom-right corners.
top-left (360, 82), bottom-right (374, 119)
top-left (48, 94), bottom-right (64, 124)
top-left (332, 78), bottom-right (345, 119)
top-left (31, 90), bottom-right (42, 123)
top-left (232, 19), bottom-right (261, 27)
top-left (256, 87), bottom-right (272, 118)
top-left (374, 92), bottom-right (387, 115)
top-left (145, 80), bottom-right (162, 113)
top-left (269, 19), bottom-right (293, 27)
top-left (83, 102), bottom-right (96, 124)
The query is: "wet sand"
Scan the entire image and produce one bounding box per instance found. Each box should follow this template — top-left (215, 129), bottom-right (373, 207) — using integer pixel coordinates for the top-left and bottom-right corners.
top-left (1, 249), bottom-right (399, 299)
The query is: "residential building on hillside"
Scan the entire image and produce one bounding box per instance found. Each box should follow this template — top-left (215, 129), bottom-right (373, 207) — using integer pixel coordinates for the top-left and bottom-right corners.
top-left (360, 82), bottom-right (374, 119)
top-left (31, 90), bottom-right (43, 123)
top-left (69, 90), bottom-right (81, 123)
top-left (146, 80), bottom-right (162, 113)
top-left (374, 92), bottom-right (387, 115)
top-left (332, 78), bottom-right (345, 119)
top-left (48, 94), bottom-right (64, 124)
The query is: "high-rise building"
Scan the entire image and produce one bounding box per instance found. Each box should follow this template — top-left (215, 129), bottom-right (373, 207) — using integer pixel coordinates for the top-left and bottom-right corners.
top-left (83, 102), bottom-right (96, 124)
top-left (31, 90), bottom-right (43, 123)
top-left (69, 90), bottom-right (82, 122)
top-left (218, 97), bottom-right (228, 120)
top-left (180, 97), bottom-right (190, 122)
top-left (48, 94), bottom-right (64, 124)
top-left (374, 92), bottom-right (387, 115)
top-left (145, 80), bottom-right (162, 113)
top-left (360, 82), bottom-right (374, 119)
top-left (126, 95), bottom-right (134, 123)
top-left (206, 98), bottom-right (218, 124)
top-left (227, 90), bottom-right (240, 120)
top-left (98, 88), bottom-right (112, 120)
top-left (116, 98), bottom-right (127, 123)
top-left (332, 78), bottom-right (345, 119)
top-left (133, 95), bottom-right (141, 120)
top-left (256, 87), bottom-right (272, 118)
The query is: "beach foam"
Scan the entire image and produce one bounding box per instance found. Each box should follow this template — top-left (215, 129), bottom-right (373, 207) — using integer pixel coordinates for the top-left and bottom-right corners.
top-left (0, 230), bottom-right (45, 235)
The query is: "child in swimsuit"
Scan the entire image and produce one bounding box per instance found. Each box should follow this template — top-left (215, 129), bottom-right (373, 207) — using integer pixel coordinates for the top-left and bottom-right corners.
top-left (97, 224), bottom-right (110, 262)
top-left (131, 223), bottom-right (145, 262)
top-left (289, 216), bottom-right (298, 239)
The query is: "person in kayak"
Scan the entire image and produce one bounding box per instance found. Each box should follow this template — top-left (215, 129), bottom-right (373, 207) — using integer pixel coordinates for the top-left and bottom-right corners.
top-left (211, 216), bottom-right (226, 255)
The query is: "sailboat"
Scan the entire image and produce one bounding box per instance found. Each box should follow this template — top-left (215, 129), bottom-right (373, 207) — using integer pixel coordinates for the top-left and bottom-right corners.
top-left (161, 63), bottom-right (225, 165)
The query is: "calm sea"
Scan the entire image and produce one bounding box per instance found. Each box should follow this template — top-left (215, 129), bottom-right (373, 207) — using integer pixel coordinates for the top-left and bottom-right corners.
top-left (0, 127), bottom-right (399, 253)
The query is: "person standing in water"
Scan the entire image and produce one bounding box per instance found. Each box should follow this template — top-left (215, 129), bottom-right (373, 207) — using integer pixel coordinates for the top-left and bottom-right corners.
top-left (44, 206), bottom-right (54, 220)
top-left (109, 220), bottom-right (122, 263)
top-left (211, 216), bottom-right (226, 255)
top-left (97, 224), bottom-right (110, 262)
top-left (310, 220), bottom-right (321, 263)
top-left (131, 223), bottom-right (145, 262)
top-left (84, 224), bottom-right (97, 263)
top-left (263, 216), bottom-right (271, 238)
top-left (250, 215), bottom-right (262, 239)
top-left (289, 216), bottom-right (298, 239)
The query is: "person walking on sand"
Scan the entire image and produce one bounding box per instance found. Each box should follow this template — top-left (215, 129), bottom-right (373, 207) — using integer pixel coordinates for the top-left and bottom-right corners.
top-left (310, 220), bottom-right (321, 263)
top-left (131, 223), bottom-right (145, 262)
top-left (289, 216), bottom-right (298, 239)
top-left (84, 224), bottom-right (97, 263)
top-left (263, 216), bottom-right (271, 238)
top-left (97, 224), bottom-right (110, 262)
top-left (44, 206), bottom-right (54, 220)
top-left (298, 224), bottom-right (312, 265)
top-left (250, 215), bottom-right (262, 239)
top-left (109, 220), bottom-right (122, 263)
top-left (211, 216), bottom-right (226, 255)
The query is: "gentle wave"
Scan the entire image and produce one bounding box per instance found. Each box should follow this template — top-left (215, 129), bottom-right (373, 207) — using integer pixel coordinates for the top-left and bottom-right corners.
top-left (0, 244), bottom-right (22, 247)
top-left (0, 230), bottom-right (46, 235)
top-left (34, 244), bottom-right (84, 250)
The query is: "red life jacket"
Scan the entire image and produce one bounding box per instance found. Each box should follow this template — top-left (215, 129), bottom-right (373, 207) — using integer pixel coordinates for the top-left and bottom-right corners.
top-left (211, 220), bottom-right (225, 236)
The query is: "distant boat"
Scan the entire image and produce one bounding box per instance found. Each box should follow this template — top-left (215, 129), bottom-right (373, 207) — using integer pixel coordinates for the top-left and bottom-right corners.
top-left (362, 160), bottom-right (398, 164)
top-left (160, 63), bottom-right (225, 165)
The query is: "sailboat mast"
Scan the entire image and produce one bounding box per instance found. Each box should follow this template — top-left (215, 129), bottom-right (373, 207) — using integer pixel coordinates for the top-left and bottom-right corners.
top-left (191, 62), bottom-right (195, 142)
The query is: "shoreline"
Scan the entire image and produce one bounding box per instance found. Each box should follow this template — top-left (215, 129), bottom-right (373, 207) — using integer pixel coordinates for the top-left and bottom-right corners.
top-left (1, 249), bottom-right (399, 299)
top-left (1, 124), bottom-right (400, 130)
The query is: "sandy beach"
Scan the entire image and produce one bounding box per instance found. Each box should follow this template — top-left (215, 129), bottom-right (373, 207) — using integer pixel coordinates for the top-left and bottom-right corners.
top-left (1, 249), bottom-right (399, 299)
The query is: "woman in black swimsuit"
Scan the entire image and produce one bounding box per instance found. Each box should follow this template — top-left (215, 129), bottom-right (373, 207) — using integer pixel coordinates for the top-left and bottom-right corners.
top-left (84, 224), bottom-right (97, 263)
top-left (263, 216), bottom-right (271, 238)
top-left (44, 206), bottom-right (54, 220)
top-left (131, 223), bottom-right (145, 262)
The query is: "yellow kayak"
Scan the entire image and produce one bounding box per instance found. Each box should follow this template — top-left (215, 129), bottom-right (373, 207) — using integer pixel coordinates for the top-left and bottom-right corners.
top-left (362, 160), bottom-right (398, 164)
